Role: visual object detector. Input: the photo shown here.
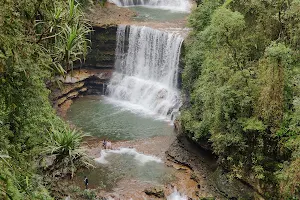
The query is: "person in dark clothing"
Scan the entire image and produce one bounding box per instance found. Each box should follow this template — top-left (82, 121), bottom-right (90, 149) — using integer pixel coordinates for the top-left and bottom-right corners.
top-left (102, 139), bottom-right (107, 149)
top-left (84, 176), bottom-right (88, 189)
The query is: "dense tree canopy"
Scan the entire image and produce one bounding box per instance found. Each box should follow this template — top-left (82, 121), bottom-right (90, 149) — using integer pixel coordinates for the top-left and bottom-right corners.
top-left (181, 0), bottom-right (300, 198)
top-left (0, 0), bottom-right (91, 199)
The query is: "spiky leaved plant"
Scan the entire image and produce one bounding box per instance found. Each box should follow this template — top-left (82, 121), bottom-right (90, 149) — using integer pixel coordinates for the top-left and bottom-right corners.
top-left (44, 126), bottom-right (93, 178)
top-left (35, 0), bottom-right (92, 75)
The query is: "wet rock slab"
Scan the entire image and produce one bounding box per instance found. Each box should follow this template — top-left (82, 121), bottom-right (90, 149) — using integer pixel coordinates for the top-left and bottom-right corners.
top-left (144, 186), bottom-right (165, 198)
top-left (166, 135), bottom-right (260, 200)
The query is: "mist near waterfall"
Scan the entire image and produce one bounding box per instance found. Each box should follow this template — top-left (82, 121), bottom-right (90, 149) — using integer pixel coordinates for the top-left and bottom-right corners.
top-left (107, 25), bottom-right (183, 121)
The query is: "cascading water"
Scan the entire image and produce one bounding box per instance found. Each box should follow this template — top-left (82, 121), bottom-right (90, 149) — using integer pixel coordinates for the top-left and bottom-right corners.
top-left (107, 25), bottom-right (183, 121)
top-left (167, 188), bottom-right (188, 200)
top-left (108, 0), bottom-right (191, 12)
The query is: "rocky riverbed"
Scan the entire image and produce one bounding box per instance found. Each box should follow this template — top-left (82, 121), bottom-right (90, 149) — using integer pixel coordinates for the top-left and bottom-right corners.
top-left (52, 131), bottom-right (262, 200)
top-left (75, 134), bottom-right (219, 199)
top-left (64, 130), bottom-right (259, 200)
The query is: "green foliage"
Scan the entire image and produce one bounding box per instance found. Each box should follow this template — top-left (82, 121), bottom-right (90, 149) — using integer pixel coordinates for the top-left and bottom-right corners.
top-left (188, 0), bottom-right (222, 32)
top-left (69, 185), bottom-right (81, 193)
top-left (99, 0), bottom-right (107, 8)
top-left (82, 189), bottom-right (97, 200)
top-left (0, 0), bottom-right (91, 198)
top-left (44, 126), bottom-right (92, 178)
top-left (277, 157), bottom-right (300, 199)
top-left (257, 42), bottom-right (292, 132)
top-left (182, 0), bottom-right (300, 197)
top-left (76, 0), bottom-right (94, 8)
top-left (35, 0), bottom-right (91, 74)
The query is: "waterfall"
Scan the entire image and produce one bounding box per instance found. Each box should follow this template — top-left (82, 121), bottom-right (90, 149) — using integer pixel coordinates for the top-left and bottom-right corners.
top-left (107, 25), bottom-right (183, 120)
top-left (108, 0), bottom-right (191, 12)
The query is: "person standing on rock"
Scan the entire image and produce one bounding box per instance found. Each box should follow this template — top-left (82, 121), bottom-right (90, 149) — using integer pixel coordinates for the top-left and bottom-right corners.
top-left (102, 139), bottom-right (107, 149)
top-left (84, 176), bottom-right (89, 189)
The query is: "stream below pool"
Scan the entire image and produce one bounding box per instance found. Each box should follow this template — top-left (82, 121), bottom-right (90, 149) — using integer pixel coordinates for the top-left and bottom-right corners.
top-left (66, 96), bottom-right (180, 198)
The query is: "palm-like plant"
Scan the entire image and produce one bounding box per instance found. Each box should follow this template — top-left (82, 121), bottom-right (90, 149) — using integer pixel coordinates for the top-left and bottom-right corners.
top-left (61, 23), bottom-right (90, 72)
top-left (35, 0), bottom-right (91, 75)
top-left (59, 0), bottom-right (91, 74)
top-left (45, 126), bottom-right (92, 178)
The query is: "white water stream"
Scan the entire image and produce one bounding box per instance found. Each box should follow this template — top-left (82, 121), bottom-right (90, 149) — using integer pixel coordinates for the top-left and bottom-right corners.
top-left (167, 188), bottom-right (188, 200)
top-left (108, 0), bottom-right (191, 12)
top-left (107, 25), bottom-right (183, 121)
top-left (94, 148), bottom-right (188, 200)
top-left (95, 148), bottom-right (162, 165)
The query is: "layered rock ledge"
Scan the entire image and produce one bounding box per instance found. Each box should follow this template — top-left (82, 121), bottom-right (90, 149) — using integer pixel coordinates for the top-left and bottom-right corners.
top-left (50, 24), bottom-right (119, 117)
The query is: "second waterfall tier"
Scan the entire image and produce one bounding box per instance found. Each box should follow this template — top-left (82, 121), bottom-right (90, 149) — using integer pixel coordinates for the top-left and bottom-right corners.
top-left (108, 0), bottom-right (191, 12)
top-left (107, 25), bottom-right (183, 121)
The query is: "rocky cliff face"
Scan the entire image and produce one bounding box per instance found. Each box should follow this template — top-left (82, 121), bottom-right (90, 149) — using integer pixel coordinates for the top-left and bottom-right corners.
top-left (51, 25), bottom-right (118, 117)
top-left (78, 26), bottom-right (117, 69)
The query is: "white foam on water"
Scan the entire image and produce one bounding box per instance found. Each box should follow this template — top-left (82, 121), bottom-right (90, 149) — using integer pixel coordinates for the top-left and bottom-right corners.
top-left (107, 25), bottom-right (182, 121)
top-left (103, 96), bottom-right (170, 122)
top-left (108, 0), bottom-right (191, 12)
top-left (167, 188), bottom-right (188, 200)
top-left (94, 150), bottom-right (110, 164)
top-left (94, 148), bottom-right (162, 165)
top-left (107, 197), bottom-right (135, 200)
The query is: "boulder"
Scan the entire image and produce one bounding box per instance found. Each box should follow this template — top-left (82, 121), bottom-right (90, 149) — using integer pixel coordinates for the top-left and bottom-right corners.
top-left (144, 186), bottom-right (165, 198)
